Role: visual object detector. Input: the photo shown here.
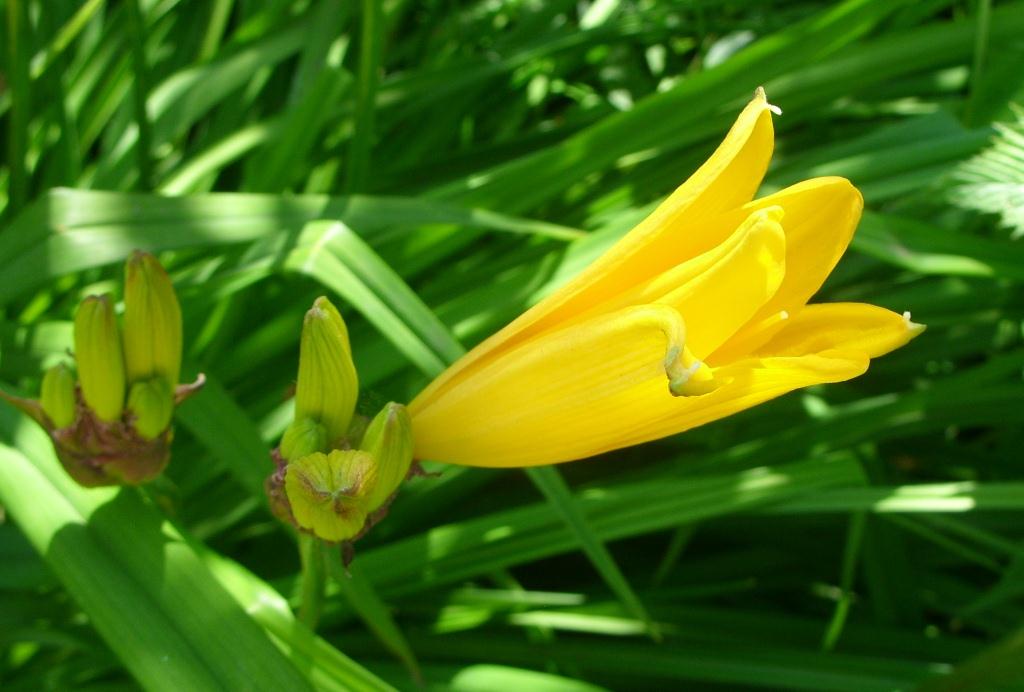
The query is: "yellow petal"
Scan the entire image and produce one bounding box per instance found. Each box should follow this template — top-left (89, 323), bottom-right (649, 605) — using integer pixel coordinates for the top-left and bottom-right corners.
top-left (412, 300), bottom-right (868, 466)
top-left (743, 177), bottom-right (862, 317)
top-left (655, 207), bottom-right (786, 358)
top-left (624, 303), bottom-right (926, 447)
top-left (411, 304), bottom-right (710, 467)
top-left (608, 349), bottom-right (869, 452)
top-left (414, 90), bottom-right (778, 413)
top-left (707, 309), bottom-right (792, 365)
top-left (703, 177), bottom-right (863, 360)
top-left (756, 303), bottom-right (925, 359)
top-left (566, 206), bottom-right (786, 359)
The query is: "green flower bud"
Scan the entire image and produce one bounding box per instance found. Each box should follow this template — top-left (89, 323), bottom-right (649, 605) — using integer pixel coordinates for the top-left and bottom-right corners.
top-left (280, 417), bottom-right (328, 462)
top-left (294, 298), bottom-right (358, 444)
top-left (41, 363), bottom-right (76, 429)
top-left (359, 403), bottom-right (414, 513)
top-left (285, 450), bottom-right (375, 542)
top-left (123, 251), bottom-right (182, 389)
top-left (74, 295), bottom-right (126, 422)
top-left (127, 378), bottom-right (174, 439)
top-left (312, 295), bottom-right (352, 355)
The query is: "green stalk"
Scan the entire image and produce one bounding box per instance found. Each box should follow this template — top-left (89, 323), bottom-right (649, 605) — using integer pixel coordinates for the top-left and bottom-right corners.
top-left (821, 511), bottom-right (866, 651)
top-left (198, 0), bottom-right (235, 63)
top-left (965, 0), bottom-right (992, 126)
top-left (30, 0), bottom-right (106, 79)
top-left (125, 0), bottom-right (155, 191)
top-left (298, 534), bottom-right (326, 630)
top-left (5, 0), bottom-right (29, 217)
top-left (344, 0), bottom-right (382, 192)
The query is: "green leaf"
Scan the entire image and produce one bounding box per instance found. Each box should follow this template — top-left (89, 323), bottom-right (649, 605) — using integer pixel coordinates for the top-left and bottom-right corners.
top-left (0, 405), bottom-right (315, 692)
top-left (285, 220), bottom-right (464, 377)
top-left (525, 466), bottom-right (660, 640)
top-left (327, 555), bottom-right (422, 683)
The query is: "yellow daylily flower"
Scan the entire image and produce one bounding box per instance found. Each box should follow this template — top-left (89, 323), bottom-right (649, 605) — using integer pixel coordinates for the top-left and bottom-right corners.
top-left (409, 88), bottom-right (924, 468)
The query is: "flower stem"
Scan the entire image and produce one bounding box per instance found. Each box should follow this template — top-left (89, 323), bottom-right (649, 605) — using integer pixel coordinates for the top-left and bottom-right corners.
top-left (297, 534), bottom-right (326, 630)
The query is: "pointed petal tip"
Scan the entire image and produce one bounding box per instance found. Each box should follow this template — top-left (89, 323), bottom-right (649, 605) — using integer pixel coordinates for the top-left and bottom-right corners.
top-left (753, 86), bottom-right (782, 115)
top-left (903, 311), bottom-right (927, 337)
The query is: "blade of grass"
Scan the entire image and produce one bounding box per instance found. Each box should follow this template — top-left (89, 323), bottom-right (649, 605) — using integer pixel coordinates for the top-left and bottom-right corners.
top-left (918, 628), bottom-right (1024, 692)
top-left (199, 549), bottom-right (396, 692)
top-left (124, 0), bottom-right (154, 190)
top-left (4, 0), bottom-right (30, 217)
top-left (0, 405), bottom-right (315, 691)
top-left (285, 219), bottom-right (464, 376)
top-left (342, 631), bottom-right (948, 691)
top-left (356, 455), bottom-right (866, 597)
top-left (326, 553), bottom-right (423, 683)
top-left (525, 466), bottom-right (661, 641)
top-left (768, 482), bottom-right (1024, 514)
top-left (197, 0), bottom-right (235, 63)
top-left (345, 0), bottom-right (382, 192)
top-left (965, 0), bottom-right (993, 125)
top-left (174, 373), bottom-right (270, 496)
top-left (821, 511), bottom-right (866, 651)
top-left (0, 188), bottom-right (582, 305)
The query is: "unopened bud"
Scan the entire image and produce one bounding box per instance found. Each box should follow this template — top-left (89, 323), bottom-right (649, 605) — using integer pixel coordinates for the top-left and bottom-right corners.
top-left (280, 417), bottom-right (327, 461)
top-left (123, 251), bottom-right (182, 388)
top-left (285, 450), bottom-right (375, 542)
top-left (294, 298), bottom-right (358, 444)
top-left (359, 403), bottom-right (414, 512)
top-left (312, 296), bottom-right (352, 355)
top-left (74, 295), bottom-right (126, 422)
top-left (41, 363), bottom-right (76, 428)
top-left (127, 378), bottom-right (173, 439)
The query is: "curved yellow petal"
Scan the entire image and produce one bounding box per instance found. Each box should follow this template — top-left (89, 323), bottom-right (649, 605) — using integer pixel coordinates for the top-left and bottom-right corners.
top-left (756, 303), bottom-right (925, 359)
top-left (654, 207), bottom-right (786, 358)
top-left (704, 177), bottom-right (863, 360)
top-left (707, 309), bottom-right (792, 365)
top-left (574, 206), bottom-right (787, 358)
top-left (411, 304), bottom-right (709, 467)
top-left (413, 89), bottom-right (778, 414)
top-left (743, 177), bottom-right (863, 316)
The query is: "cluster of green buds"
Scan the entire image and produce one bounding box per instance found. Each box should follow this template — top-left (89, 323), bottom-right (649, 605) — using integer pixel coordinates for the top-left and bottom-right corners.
top-left (0, 251), bottom-right (203, 486)
top-left (265, 297), bottom-right (416, 547)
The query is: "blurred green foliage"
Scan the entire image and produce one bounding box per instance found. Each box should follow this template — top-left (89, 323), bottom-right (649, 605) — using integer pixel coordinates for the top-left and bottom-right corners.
top-left (2, 0), bottom-right (1024, 690)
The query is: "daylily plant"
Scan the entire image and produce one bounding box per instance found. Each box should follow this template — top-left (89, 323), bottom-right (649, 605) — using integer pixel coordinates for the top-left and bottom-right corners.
top-left (409, 88), bottom-right (923, 467)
